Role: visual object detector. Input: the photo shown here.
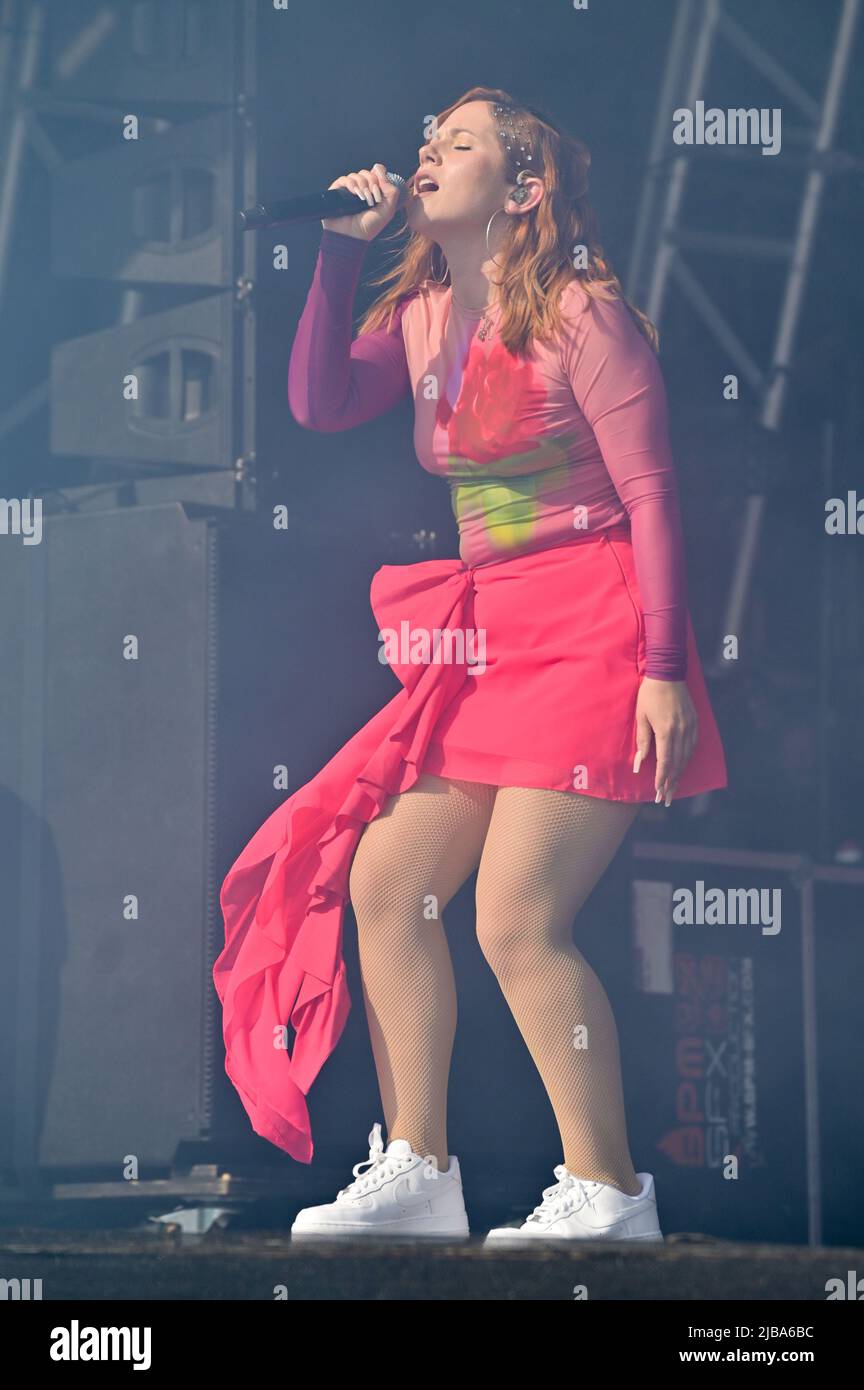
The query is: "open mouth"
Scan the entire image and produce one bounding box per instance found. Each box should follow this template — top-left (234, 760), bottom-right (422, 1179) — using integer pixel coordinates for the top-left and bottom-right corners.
top-left (415, 177), bottom-right (439, 196)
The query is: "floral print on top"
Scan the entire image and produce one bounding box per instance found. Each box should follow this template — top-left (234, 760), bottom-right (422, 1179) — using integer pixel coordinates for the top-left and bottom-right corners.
top-left (288, 229), bottom-right (689, 680)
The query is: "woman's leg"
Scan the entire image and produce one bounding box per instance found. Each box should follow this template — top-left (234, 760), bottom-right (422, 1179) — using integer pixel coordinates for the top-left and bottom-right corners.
top-left (474, 787), bottom-right (642, 1195)
top-left (348, 772), bottom-right (496, 1171)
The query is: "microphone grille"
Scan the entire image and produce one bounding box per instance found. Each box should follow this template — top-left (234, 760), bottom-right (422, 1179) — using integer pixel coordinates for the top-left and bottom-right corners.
top-left (385, 171), bottom-right (407, 202)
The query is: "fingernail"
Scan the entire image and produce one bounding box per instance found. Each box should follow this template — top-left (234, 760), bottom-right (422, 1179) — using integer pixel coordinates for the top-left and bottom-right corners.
top-left (665, 795), bottom-right (672, 807)
top-left (655, 791), bottom-right (662, 803)
top-left (633, 753), bottom-right (641, 773)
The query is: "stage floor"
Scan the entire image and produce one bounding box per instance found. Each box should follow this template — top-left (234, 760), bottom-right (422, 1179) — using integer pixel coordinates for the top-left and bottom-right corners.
top-left (2, 1224), bottom-right (861, 1300)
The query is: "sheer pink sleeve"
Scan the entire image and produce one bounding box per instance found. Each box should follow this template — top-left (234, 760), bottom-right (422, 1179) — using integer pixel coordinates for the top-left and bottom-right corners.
top-left (561, 286), bottom-right (689, 681)
top-left (287, 229), bottom-right (416, 431)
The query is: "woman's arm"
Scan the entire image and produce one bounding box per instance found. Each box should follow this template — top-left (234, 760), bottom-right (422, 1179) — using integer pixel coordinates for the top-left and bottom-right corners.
top-left (561, 286), bottom-right (688, 682)
top-left (287, 229), bottom-right (416, 432)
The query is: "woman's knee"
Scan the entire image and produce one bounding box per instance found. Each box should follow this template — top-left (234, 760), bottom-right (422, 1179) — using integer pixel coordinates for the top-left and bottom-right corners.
top-left (349, 835), bottom-right (396, 925)
top-left (474, 874), bottom-right (552, 969)
top-left (348, 829), bottom-right (433, 931)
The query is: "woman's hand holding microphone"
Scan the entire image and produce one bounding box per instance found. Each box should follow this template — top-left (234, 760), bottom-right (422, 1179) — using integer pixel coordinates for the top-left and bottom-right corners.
top-left (321, 163), bottom-right (403, 241)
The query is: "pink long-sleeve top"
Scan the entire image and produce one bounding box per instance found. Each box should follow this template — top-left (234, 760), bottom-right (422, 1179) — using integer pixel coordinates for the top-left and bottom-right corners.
top-left (288, 228), bottom-right (689, 680)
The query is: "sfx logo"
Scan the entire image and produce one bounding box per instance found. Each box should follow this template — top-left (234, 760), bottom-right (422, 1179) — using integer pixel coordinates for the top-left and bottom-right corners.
top-left (657, 1037), bottom-right (729, 1168)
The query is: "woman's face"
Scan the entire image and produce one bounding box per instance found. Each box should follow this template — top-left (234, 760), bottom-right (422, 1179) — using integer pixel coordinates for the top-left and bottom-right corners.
top-left (406, 100), bottom-right (514, 235)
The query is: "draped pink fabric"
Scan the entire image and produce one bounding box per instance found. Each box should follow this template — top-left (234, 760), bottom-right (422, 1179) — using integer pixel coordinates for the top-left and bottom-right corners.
top-left (213, 558), bottom-right (479, 1161)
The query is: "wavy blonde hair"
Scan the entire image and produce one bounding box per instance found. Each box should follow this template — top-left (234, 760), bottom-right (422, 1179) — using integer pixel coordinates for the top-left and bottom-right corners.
top-left (356, 85), bottom-right (658, 357)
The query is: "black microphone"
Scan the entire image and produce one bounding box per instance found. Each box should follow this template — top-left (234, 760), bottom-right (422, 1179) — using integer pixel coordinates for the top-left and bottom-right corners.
top-left (240, 171), bottom-right (408, 230)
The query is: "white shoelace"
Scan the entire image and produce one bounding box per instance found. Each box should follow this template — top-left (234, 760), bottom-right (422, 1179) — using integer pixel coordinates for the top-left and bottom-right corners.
top-left (525, 1164), bottom-right (603, 1223)
top-left (336, 1122), bottom-right (409, 1201)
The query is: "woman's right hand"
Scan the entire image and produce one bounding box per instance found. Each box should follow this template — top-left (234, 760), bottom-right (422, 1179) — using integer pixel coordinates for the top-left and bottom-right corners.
top-left (321, 163), bottom-right (402, 241)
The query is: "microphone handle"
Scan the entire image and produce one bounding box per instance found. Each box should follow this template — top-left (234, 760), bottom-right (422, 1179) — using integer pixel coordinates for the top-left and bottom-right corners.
top-left (240, 173), bottom-right (406, 230)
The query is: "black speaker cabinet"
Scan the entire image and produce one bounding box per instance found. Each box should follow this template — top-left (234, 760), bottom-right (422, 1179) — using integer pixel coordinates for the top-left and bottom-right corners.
top-left (0, 498), bottom-right (403, 1176)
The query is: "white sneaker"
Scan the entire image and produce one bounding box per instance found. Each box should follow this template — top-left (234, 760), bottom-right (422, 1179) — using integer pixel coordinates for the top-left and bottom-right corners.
top-left (484, 1164), bottom-right (664, 1243)
top-left (291, 1122), bottom-right (470, 1237)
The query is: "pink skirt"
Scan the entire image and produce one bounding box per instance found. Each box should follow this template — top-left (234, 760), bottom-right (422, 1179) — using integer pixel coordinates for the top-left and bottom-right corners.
top-left (213, 528), bottom-right (727, 1162)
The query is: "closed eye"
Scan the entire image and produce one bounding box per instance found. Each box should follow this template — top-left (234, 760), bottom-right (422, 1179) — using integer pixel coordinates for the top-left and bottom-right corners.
top-left (454, 145), bottom-right (471, 150)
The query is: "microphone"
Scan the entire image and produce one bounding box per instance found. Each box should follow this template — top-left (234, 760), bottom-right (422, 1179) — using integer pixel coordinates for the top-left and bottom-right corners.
top-left (240, 171), bottom-right (408, 230)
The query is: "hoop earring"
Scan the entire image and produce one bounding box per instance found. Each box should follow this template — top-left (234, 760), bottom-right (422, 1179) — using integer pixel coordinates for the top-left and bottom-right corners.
top-left (438, 178), bottom-right (530, 275)
top-left (485, 207), bottom-right (509, 266)
top-left (429, 247), bottom-right (449, 283)
top-left (487, 171), bottom-right (533, 263)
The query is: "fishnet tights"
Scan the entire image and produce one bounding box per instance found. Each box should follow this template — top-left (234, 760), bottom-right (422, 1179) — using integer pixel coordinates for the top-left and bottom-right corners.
top-left (347, 773), bottom-right (641, 1194)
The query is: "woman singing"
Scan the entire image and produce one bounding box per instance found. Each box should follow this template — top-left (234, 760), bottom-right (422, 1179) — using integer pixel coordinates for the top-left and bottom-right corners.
top-left (214, 87), bottom-right (727, 1243)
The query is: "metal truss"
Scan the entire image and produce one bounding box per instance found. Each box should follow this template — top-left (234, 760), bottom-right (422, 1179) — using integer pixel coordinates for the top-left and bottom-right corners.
top-left (626, 0), bottom-right (861, 681)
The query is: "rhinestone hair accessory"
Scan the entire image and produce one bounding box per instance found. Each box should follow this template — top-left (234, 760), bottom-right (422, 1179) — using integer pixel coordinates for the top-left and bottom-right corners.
top-left (493, 102), bottom-right (533, 169)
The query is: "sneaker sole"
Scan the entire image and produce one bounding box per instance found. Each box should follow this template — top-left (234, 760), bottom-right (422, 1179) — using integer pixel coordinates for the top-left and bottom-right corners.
top-left (484, 1228), bottom-right (664, 1243)
top-left (292, 1221), bottom-right (470, 1237)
